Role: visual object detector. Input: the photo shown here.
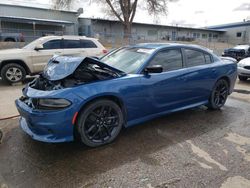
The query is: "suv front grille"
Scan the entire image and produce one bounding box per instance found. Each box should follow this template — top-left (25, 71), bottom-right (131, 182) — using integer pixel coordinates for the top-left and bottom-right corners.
top-left (244, 66), bottom-right (250, 70)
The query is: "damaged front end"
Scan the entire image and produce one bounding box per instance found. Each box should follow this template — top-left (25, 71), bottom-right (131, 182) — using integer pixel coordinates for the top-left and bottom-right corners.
top-left (30, 56), bottom-right (125, 91)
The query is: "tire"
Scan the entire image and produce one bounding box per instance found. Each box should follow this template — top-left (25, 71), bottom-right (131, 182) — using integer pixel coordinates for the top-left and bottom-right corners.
top-left (238, 75), bottom-right (248, 81)
top-left (207, 79), bottom-right (229, 110)
top-left (77, 99), bottom-right (124, 147)
top-left (1, 63), bottom-right (26, 84)
top-left (4, 38), bottom-right (15, 42)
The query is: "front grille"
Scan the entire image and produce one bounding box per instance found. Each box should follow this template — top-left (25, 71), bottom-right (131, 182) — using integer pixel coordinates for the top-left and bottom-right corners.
top-left (244, 66), bottom-right (250, 70)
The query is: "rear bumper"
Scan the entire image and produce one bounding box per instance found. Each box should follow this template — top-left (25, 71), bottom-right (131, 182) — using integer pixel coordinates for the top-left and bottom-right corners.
top-left (15, 99), bottom-right (75, 143)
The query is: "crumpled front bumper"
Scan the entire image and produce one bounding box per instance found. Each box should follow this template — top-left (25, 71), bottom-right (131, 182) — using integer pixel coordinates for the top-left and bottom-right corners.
top-left (15, 99), bottom-right (76, 143)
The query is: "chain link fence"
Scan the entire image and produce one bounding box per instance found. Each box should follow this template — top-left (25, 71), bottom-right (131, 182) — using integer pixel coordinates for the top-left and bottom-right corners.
top-left (0, 29), bottom-right (235, 56)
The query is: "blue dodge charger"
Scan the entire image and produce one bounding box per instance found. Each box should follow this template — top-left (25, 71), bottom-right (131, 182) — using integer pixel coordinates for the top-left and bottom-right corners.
top-left (15, 43), bottom-right (237, 147)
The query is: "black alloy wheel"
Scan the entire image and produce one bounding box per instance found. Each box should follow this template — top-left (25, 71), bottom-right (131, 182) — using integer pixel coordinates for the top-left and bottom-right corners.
top-left (77, 99), bottom-right (123, 147)
top-left (208, 79), bottom-right (229, 110)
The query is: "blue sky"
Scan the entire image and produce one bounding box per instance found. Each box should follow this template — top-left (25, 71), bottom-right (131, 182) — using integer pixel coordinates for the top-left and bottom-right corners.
top-left (1, 0), bottom-right (250, 27)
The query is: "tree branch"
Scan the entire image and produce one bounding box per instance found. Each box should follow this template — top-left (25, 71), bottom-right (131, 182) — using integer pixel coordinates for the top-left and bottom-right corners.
top-left (105, 0), bottom-right (124, 23)
top-left (129, 0), bottom-right (138, 23)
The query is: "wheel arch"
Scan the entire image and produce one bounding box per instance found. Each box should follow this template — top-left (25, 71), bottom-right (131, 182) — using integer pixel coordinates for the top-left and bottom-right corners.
top-left (217, 76), bottom-right (230, 90)
top-left (0, 59), bottom-right (31, 75)
top-left (77, 94), bottom-right (127, 123)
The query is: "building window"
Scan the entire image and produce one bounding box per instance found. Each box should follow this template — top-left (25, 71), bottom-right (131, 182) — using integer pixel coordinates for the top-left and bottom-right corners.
top-left (236, 32), bottom-right (242, 37)
top-left (148, 30), bottom-right (157, 36)
top-left (202, 34), bottom-right (207, 38)
top-left (213, 34), bottom-right (218, 39)
top-left (193, 33), bottom-right (200, 38)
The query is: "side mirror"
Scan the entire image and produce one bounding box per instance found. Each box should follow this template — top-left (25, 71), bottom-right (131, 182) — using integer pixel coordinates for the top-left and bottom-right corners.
top-left (144, 65), bottom-right (163, 74)
top-left (34, 44), bottom-right (44, 51)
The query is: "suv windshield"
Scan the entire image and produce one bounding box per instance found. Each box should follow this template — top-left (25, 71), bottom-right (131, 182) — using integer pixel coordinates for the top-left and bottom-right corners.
top-left (101, 47), bottom-right (154, 74)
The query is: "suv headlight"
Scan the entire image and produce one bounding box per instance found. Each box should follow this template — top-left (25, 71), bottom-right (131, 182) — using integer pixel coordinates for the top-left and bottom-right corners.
top-left (36, 98), bottom-right (71, 110)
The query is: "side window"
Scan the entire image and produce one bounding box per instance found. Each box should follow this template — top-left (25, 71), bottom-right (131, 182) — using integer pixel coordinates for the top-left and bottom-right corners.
top-left (184, 49), bottom-right (206, 67)
top-left (204, 54), bottom-right (212, 63)
top-left (149, 49), bottom-right (183, 72)
top-left (80, 40), bottom-right (97, 48)
top-left (43, 40), bottom-right (62, 49)
top-left (63, 40), bottom-right (81, 48)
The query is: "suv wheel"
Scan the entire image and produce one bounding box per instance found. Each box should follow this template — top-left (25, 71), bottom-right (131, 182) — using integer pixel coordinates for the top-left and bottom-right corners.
top-left (1, 63), bottom-right (26, 84)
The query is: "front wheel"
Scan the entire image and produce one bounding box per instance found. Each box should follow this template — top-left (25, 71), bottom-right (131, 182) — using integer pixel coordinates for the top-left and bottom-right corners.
top-left (1, 63), bottom-right (26, 84)
top-left (207, 79), bottom-right (229, 110)
top-left (77, 99), bottom-right (124, 147)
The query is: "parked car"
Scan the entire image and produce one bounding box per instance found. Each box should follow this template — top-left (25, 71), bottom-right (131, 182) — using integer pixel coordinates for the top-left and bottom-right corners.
top-left (222, 44), bottom-right (250, 61)
top-left (0, 32), bottom-right (25, 42)
top-left (0, 35), bottom-right (107, 84)
top-left (15, 43), bottom-right (237, 147)
top-left (237, 57), bottom-right (250, 81)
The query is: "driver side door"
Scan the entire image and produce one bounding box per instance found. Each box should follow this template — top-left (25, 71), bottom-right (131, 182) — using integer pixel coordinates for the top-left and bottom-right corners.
top-left (141, 48), bottom-right (190, 114)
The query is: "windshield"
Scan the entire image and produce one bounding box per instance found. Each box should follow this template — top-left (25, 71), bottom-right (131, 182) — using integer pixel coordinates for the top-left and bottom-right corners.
top-left (100, 47), bottom-right (154, 74)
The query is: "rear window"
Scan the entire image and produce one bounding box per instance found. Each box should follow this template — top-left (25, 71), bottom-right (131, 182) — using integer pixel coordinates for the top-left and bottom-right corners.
top-left (63, 40), bottom-right (81, 48)
top-left (80, 40), bottom-right (97, 48)
top-left (204, 54), bottom-right (213, 63)
top-left (184, 49), bottom-right (206, 67)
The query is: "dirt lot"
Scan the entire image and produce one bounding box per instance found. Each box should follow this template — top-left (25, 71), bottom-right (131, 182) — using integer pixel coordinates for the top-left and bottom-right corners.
top-left (0, 79), bottom-right (250, 188)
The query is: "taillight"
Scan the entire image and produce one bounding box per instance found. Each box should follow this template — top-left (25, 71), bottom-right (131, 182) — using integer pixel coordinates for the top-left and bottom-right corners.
top-left (102, 49), bottom-right (108, 54)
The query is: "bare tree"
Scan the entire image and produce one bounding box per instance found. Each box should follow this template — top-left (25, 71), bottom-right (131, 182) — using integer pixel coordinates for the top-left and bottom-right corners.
top-left (102, 0), bottom-right (170, 37)
top-left (52, 0), bottom-right (174, 37)
top-left (51, 0), bottom-right (73, 10)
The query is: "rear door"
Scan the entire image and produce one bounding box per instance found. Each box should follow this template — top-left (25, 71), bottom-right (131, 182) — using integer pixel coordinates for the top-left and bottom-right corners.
top-left (31, 39), bottom-right (63, 72)
top-left (181, 48), bottom-right (216, 103)
top-left (62, 39), bottom-right (84, 57)
top-left (80, 39), bottom-right (103, 57)
top-left (141, 48), bottom-right (190, 114)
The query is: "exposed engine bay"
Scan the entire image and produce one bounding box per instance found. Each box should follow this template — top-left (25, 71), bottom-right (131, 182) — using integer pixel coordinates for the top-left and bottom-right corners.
top-left (30, 56), bottom-right (124, 91)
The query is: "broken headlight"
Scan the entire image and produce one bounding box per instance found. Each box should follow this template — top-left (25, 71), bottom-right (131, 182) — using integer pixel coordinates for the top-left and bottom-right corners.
top-left (36, 98), bottom-right (71, 110)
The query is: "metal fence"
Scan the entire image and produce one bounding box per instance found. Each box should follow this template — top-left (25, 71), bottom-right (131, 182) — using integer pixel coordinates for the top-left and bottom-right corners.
top-left (90, 32), bottom-right (234, 56)
top-left (0, 29), bottom-right (235, 56)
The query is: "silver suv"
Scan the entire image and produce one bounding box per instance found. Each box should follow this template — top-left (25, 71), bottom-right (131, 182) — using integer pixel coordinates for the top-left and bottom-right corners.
top-left (0, 35), bottom-right (107, 84)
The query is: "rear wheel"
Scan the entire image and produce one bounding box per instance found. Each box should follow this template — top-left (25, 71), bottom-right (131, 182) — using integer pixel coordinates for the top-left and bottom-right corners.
top-left (0, 63), bottom-right (26, 84)
top-left (4, 38), bottom-right (15, 42)
top-left (238, 75), bottom-right (248, 81)
top-left (77, 99), bottom-right (123, 147)
top-left (207, 79), bottom-right (229, 110)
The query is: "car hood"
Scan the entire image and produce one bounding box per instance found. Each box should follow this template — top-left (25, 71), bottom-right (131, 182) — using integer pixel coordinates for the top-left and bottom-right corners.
top-left (43, 56), bottom-right (125, 81)
top-left (0, 48), bottom-right (29, 55)
top-left (238, 57), bottom-right (250, 66)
